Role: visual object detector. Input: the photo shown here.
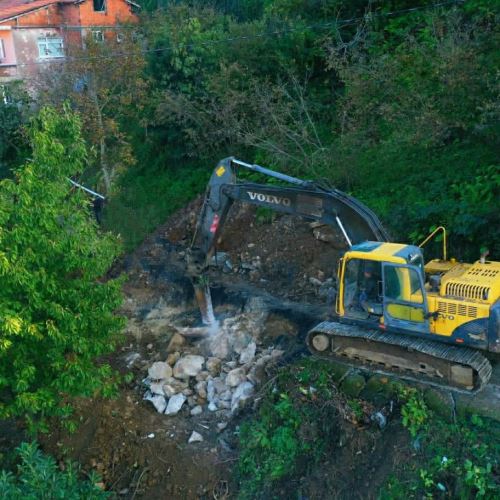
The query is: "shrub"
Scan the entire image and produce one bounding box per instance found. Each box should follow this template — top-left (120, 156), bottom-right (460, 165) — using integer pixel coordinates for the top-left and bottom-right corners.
top-left (0, 441), bottom-right (108, 499)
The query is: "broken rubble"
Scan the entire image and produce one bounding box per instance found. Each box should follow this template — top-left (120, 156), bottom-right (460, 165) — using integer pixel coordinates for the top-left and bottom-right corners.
top-left (173, 355), bottom-right (205, 379)
top-left (190, 405), bottom-right (203, 416)
top-left (167, 333), bottom-right (186, 353)
top-left (195, 380), bottom-right (207, 399)
top-left (124, 352), bottom-right (141, 368)
top-left (226, 367), bottom-right (247, 388)
top-left (166, 351), bottom-right (180, 366)
top-left (149, 382), bottom-right (165, 396)
top-left (144, 392), bottom-right (167, 414)
top-left (148, 361), bottom-right (172, 380)
top-left (239, 341), bottom-right (256, 364)
top-left (206, 357), bottom-right (221, 375)
top-left (231, 381), bottom-right (254, 414)
top-left (188, 431), bottom-right (204, 443)
top-left (165, 393), bottom-right (186, 415)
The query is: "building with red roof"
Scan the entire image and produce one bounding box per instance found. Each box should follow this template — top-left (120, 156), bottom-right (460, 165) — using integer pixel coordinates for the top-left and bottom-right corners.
top-left (0, 0), bottom-right (139, 81)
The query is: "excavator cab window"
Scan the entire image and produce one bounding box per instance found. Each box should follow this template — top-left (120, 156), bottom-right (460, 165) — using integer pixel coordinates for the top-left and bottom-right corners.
top-left (383, 264), bottom-right (428, 329)
top-left (343, 258), bottom-right (383, 319)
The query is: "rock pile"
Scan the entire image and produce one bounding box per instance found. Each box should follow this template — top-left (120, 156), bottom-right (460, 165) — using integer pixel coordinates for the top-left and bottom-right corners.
top-left (143, 307), bottom-right (284, 420)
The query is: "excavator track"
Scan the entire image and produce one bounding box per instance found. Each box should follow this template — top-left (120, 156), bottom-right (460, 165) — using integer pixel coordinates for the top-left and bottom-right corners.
top-left (307, 321), bottom-right (492, 394)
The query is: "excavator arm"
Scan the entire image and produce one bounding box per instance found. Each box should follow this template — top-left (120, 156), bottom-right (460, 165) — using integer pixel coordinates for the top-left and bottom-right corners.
top-left (188, 157), bottom-right (389, 277)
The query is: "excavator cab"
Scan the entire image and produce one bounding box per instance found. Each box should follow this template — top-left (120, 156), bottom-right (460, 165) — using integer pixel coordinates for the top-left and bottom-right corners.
top-left (338, 242), bottom-right (430, 334)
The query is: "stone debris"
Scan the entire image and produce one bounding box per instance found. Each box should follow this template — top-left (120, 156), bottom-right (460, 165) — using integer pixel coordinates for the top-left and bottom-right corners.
top-left (165, 393), bottom-right (186, 415)
top-left (188, 431), bottom-right (204, 443)
top-left (239, 341), bottom-right (256, 364)
top-left (149, 382), bottom-right (165, 396)
top-left (124, 352), bottom-right (141, 368)
top-left (148, 361), bottom-right (172, 380)
top-left (144, 392), bottom-right (167, 414)
top-left (226, 367), bottom-right (247, 388)
top-left (173, 355), bottom-right (205, 379)
top-left (231, 381), bottom-right (254, 414)
top-left (190, 405), bottom-right (203, 416)
top-left (206, 357), bottom-right (221, 375)
top-left (166, 351), bottom-right (180, 366)
top-left (142, 304), bottom-right (287, 425)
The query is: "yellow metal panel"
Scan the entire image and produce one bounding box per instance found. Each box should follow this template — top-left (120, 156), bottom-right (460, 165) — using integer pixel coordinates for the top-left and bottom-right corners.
top-left (427, 293), bottom-right (490, 337)
top-left (440, 260), bottom-right (500, 304)
top-left (346, 251), bottom-right (406, 265)
top-left (424, 259), bottom-right (459, 275)
top-left (372, 243), bottom-right (409, 256)
top-left (386, 304), bottom-right (425, 322)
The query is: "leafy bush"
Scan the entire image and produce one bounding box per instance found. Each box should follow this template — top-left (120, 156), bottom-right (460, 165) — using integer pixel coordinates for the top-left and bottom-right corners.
top-left (383, 405), bottom-right (500, 498)
top-left (0, 442), bottom-right (108, 499)
top-left (397, 386), bottom-right (429, 438)
top-left (237, 359), bottom-right (342, 498)
top-left (0, 106), bottom-right (124, 431)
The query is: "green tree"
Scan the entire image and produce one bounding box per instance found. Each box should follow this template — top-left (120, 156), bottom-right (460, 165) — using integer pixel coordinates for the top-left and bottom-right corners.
top-left (0, 106), bottom-right (124, 431)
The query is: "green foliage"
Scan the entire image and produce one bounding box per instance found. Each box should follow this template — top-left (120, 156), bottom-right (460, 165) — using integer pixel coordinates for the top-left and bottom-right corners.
top-left (237, 359), bottom-right (340, 498)
top-left (0, 442), bottom-right (109, 499)
top-left (0, 106), bottom-right (124, 430)
top-left (397, 386), bottom-right (429, 437)
top-left (382, 410), bottom-right (500, 499)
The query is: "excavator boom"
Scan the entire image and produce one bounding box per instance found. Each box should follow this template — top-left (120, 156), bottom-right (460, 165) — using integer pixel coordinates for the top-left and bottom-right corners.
top-left (189, 158), bottom-right (389, 271)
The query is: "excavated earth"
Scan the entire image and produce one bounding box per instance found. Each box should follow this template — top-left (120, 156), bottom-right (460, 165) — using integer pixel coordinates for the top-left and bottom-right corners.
top-left (28, 199), bottom-right (499, 498)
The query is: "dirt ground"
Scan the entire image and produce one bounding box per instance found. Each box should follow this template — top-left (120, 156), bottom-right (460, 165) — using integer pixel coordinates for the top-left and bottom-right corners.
top-left (26, 199), bottom-right (412, 499)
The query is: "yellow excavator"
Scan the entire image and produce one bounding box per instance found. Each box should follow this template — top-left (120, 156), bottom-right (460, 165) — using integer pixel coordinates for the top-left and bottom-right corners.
top-left (187, 158), bottom-right (499, 393)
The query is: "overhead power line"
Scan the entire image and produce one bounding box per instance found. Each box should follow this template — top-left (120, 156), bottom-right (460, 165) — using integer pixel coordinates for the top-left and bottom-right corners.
top-left (10, 0), bottom-right (464, 72)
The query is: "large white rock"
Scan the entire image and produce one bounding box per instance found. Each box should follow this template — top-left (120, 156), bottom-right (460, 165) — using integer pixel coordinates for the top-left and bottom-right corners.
top-left (165, 393), bottom-right (186, 415)
top-left (149, 383), bottom-right (165, 396)
top-left (148, 361), bottom-right (172, 380)
top-left (144, 392), bottom-right (167, 414)
top-left (190, 405), bottom-right (203, 416)
top-left (226, 367), bottom-right (247, 388)
top-left (231, 381), bottom-right (254, 413)
top-left (188, 431), bottom-right (203, 443)
top-left (173, 355), bottom-right (205, 379)
top-left (239, 342), bottom-right (256, 364)
top-left (206, 333), bottom-right (230, 360)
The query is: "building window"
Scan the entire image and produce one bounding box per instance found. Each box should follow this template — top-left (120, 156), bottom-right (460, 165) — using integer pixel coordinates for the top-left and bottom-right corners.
top-left (38, 37), bottom-right (64, 59)
top-left (92, 31), bottom-right (105, 43)
top-left (0, 39), bottom-right (5, 61)
top-left (93, 0), bottom-right (106, 12)
top-left (116, 32), bottom-right (124, 43)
